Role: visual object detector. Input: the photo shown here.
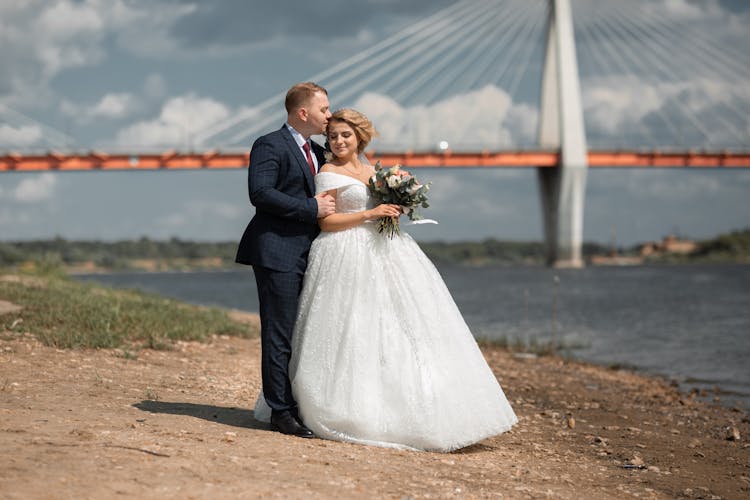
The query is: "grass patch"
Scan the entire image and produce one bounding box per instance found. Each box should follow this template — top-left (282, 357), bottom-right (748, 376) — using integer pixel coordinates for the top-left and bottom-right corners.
top-left (0, 274), bottom-right (258, 350)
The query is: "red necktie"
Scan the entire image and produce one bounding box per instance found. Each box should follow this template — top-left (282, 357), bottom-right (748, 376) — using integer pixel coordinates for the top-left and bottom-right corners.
top-left (302, 142), bottom-right (316, 176)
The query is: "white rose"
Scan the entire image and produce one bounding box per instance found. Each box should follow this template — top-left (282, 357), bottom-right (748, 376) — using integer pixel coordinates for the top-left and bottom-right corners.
top-left (387, 176), bottom-right (401, 188)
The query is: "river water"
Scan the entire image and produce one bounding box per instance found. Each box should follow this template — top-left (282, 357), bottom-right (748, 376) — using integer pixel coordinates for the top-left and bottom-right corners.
top-left (74, 263), bottom-right (750, 407)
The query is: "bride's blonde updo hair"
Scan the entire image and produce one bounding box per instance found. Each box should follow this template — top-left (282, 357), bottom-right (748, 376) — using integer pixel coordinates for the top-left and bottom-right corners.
top-left (328, 108), bottom-right (379, 154)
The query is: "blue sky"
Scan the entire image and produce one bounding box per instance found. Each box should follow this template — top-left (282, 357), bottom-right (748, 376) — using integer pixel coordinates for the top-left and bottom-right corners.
top-left (1, 0), bottom-right (749, 245)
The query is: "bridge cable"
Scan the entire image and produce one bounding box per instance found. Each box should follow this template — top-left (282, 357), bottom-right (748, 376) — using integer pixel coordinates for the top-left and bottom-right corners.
top-left (610, 1), bottom-right (750, 85)
top-left (584, 9), bottom-right (714, 147)
top-left (457, 0), bottom-right (541, 102)
top-left (487, 1), bottom-right (544, 96)
top-left (0, 103), bottom-right (76, 150)
top-left (574, 13), bottom-right (672, 147)
top-left (616, 1), bottom-right (750, 83)
top-left (389, 1), bottom-right (515, 105)
top-left (380, 0), bottom-right (508, 104)
top-left (610, 1), bottom-right (750, 146)
top-left (591, 6), bottom-right (719, 147)
top-left (222, 0), bottom-right (491, 146)
top-left (449, 0), bottom-right (539, 98)
top-left (414, 0), bottom-right (534, 105)
top-left (193, 0), bottom-right (473, 145)
top-left (452, 0), bottom-right (547, 148)
top-left (318, 0), bottom-right (484, 101)
top-left (505, 0), bottom-right (548, 103)
top-left (212, 5), bottom-right (468, 145)
top-left (606, 1), bottom-right (749, 145)
top-left (427, 0), bottom-right (544, 148)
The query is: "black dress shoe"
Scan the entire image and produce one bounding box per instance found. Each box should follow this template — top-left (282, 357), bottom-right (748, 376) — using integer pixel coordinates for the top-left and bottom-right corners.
top-left (270, 412), bottom-right (314, 438)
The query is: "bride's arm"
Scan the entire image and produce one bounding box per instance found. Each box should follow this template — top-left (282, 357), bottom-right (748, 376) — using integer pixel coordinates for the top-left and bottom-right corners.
top-left (319, 202), bottom-right (401, 232)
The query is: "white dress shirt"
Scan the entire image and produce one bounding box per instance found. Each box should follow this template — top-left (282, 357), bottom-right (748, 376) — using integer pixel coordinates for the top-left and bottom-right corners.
top-left (285, 123), bottom-right (319, 173)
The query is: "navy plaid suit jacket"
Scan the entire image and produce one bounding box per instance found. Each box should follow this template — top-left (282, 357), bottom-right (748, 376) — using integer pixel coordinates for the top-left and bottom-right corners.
top-left (236, 125), bottom-right (326, 272)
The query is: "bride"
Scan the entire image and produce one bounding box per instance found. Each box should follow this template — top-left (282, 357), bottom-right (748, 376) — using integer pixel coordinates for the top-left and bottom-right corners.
top-left (257, 108), bottom-right (517, 452)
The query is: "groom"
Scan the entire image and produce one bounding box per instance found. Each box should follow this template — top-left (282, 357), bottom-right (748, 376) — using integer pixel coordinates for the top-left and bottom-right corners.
top-left (236, 82), bottom-right (334, 438)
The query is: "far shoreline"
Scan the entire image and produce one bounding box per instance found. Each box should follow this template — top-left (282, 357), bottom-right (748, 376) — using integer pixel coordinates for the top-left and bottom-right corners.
top-left (2, 228), bottom-right (749, 271)
top-left (62, 258), bottom-right (749, 276)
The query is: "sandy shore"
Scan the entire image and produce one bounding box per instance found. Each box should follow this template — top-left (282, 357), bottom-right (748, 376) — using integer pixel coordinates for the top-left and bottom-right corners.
top-left (1, 318), bottom-right (749, 498)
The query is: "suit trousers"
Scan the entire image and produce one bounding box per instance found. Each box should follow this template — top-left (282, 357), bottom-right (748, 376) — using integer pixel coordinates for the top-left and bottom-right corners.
top-left (253, 254), bottom-right (308, 415)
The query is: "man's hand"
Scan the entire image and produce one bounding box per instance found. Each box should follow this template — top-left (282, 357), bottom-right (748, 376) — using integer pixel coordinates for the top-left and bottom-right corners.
top-left (315, 192), bottom-right (336, 217)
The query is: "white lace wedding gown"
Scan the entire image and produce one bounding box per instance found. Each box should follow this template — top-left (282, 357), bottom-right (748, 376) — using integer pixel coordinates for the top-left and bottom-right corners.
top-left (255, 172), bottom-right (517, 451)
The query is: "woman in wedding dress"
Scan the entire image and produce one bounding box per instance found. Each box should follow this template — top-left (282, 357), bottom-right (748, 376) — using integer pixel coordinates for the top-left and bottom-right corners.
top-left (258, 109), bottom-right (517, 452)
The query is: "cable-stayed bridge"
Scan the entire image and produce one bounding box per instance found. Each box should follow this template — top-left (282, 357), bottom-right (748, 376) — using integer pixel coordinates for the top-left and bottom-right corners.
top-left (1, 0), bottom-right (749, 266)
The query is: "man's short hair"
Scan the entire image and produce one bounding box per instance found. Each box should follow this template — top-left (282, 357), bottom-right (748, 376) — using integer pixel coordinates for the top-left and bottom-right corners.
top-left (285, 82), bottom-right (328, 113)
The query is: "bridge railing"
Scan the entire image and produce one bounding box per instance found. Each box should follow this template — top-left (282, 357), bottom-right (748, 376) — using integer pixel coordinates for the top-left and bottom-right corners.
top-left (2, 150), bottom-right (749, 172)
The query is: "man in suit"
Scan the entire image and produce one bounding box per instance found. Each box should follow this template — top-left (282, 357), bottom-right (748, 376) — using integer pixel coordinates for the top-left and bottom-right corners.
top-left (236, 82), bottom-right (335, 438)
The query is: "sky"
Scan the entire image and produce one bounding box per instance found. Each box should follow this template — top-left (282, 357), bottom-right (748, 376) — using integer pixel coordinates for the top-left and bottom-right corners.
top-left (0, 0), bottom-right (749, 246)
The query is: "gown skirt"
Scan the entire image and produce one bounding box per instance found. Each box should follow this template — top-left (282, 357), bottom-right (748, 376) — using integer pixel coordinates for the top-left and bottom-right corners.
top-left (255, 172), bottom-right (517, 452)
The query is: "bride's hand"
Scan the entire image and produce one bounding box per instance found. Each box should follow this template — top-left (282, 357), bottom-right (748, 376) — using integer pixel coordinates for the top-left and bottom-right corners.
top-left (365, 204), bottom-right (401, 220)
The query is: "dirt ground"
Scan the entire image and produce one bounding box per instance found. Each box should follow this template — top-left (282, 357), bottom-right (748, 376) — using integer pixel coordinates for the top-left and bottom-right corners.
top-left (1, 311), bottom-right (749, 499)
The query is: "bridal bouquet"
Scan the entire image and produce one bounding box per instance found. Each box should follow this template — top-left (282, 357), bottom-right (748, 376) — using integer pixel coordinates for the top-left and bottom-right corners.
top-left (368, 161), bottom-right (431, 238)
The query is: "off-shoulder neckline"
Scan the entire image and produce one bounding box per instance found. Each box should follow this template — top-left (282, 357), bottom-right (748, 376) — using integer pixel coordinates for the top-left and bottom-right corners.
top-left (317, 171), bottom-right (368, 187)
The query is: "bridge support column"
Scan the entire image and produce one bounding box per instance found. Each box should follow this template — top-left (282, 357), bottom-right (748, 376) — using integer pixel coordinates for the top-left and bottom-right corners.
top-left (537, 0), bottom-right (588, 268)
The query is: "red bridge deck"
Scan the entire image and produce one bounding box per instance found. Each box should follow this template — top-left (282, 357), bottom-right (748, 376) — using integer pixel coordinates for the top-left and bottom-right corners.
top-left (1, 150), bottom-right (749, 171)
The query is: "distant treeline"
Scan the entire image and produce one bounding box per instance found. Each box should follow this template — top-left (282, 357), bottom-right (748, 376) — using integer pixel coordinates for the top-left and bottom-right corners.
top-left (0, 236), bottom-right (611, 269)
top-left (0, 230), bottom-right (748, 270)
top-left (0, 237), bottom-right (238, 270)
top-left (417, 240), bottom-right (608, 266)
top-left (660, 228), bottom-right (750, 263)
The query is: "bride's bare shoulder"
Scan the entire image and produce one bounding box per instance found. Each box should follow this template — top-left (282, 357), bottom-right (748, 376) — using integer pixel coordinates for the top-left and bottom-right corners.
top-left (319, 163), bottom-right (339, 173)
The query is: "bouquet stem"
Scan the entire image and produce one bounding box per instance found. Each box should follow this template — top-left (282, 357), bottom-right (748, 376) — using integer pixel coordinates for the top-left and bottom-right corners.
top-left (377, 217), bottom-right (400, 238)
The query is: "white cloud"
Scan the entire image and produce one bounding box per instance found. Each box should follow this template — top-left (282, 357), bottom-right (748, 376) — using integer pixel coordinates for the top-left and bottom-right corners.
top-left (13, 173), bottom-right (57, 203)
top-left (506, 103), bottom-right (539, 145)
top-left (582, 76), bottom-right (750, 147)
top-left (0, 0), bottom-right (191, 109)
top-left (107, 1), bottom-right (197, 58)
top-left (354, 85), bottom-right (538, 150)
top-left (59, 71), bottom-right (168, 127)
top-left (584, 77), bottom-right (660, 135)
top-left (0, 1), bottom-right (101, 108)
top-left (657, 0), bottom-right (709, 19)
top-left (0, 124), bottom-right (43, 147)
top-left (1, 0), bottom-right (748, 154)
top-left (191, 85), bottom-right (538, 149)
top-left (115, 94), bottom-right (230, 148)
top-left (34, 1), bottom-right (106, 77)
top-left (62, 92), bottom-right (138, 124)
top-left (89, 93), bottom-right (134, 119)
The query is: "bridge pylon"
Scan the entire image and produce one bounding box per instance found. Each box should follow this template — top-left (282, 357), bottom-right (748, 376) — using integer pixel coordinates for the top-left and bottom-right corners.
top-left (537, 0), bottom-right (588, 268)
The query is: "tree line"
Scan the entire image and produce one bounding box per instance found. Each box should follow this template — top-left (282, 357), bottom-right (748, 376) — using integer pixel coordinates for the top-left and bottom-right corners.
top-left (0, 230), bottom-right (747, 270)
